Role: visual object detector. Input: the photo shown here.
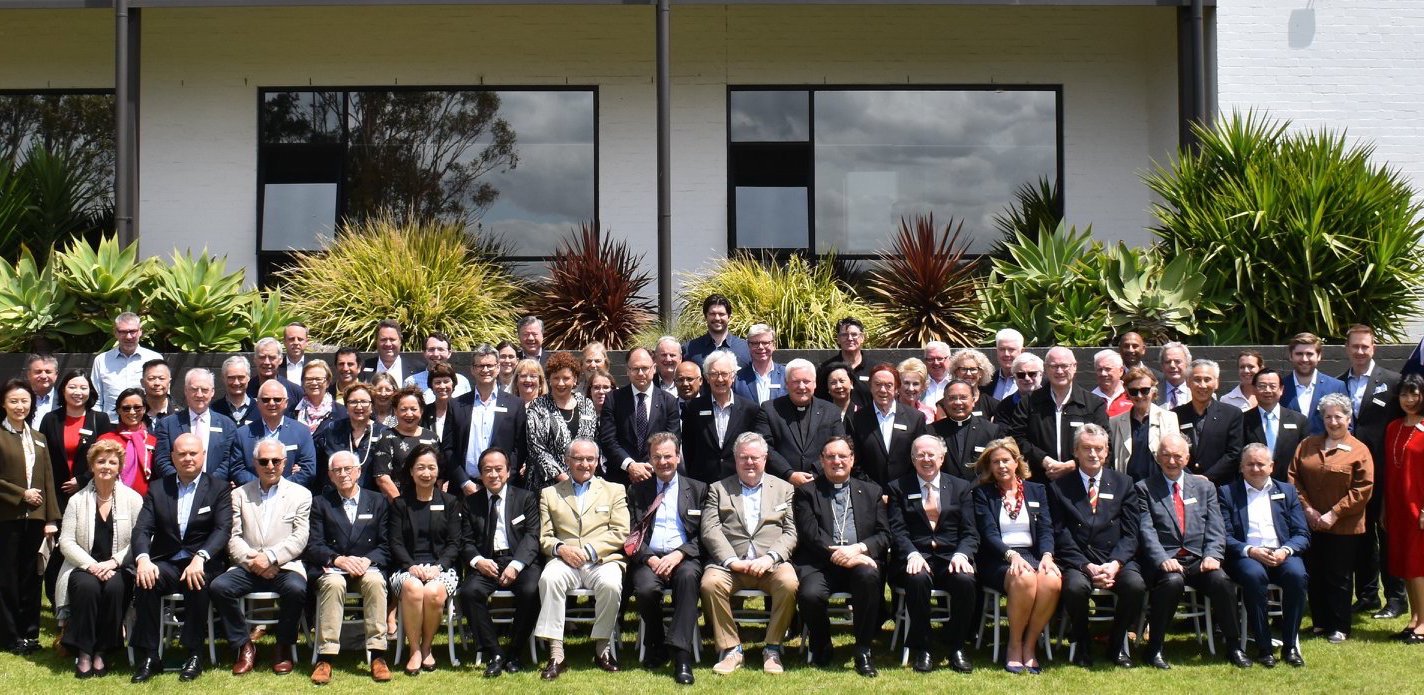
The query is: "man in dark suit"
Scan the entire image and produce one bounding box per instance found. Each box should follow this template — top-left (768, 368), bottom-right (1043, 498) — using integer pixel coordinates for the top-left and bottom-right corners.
top-left (1005, 346), bottom-right (1108, 481)
top-left (1218, 444), bottom-right (1310, 668)
top-left (816, 318), bottom-right (871, 407)
top-left (129, 433), bottom-right (232, 683)
top-left (358, 319), bottom-right (427, 386)
top-left (458, 448), bottom-right (541, 678)
top-left (1135, 432), bottom-right (1250, 669)
top-left (793, 436), bottom-right (890, 677)
top-left (930, 380), bottom-right (1001, 480)
top-left (682, 352), bottom-right (767, 484)
top-left (212, 356), bottom-right (257, 427)
top-left (599, 347), bottom-right (681, 487)
top-left (154, 368), bottom-right (237, 483)
top-left (759, 359), bottom-right (845, 486)
top-left (449, 345), bottom-right (526, 495)
top-left (626, 432), bottom-right (706, 684)
top-left (732, 323), bottom-right (786, 405)
top-left (1049, 424), bottom-right (1143, 668)
top-left (517, 316), bottom-right (548, 366)
top-left (227, 379), bottom-right (318, 488)
top-left (1242, 369), bottom-right (1308, 482)
top-left (1280, 332), bottom-right (1348, 435)
top-left (1172, 359), bottom-right (1245, 484)
top-left (683, 294), bottom-right (752, 369)
top-left (850, 365), bottom-right (928, 487)
top-left (247, 337), bottom-right (303, 403)
top-left (305, 450), bottom-right (392, 684)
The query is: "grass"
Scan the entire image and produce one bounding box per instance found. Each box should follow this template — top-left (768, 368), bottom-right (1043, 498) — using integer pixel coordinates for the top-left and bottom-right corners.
top-left (0, 601), bottom-right (1414, 694)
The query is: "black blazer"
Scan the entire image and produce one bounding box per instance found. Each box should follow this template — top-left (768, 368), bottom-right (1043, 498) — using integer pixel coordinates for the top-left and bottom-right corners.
top-left (1173, 400), bottom-right (1245, 484)
top-left (680, 394), bottom-right (768, 484)
top-left (930, 415), bottom-right (1001, 481)
top-left (973, 392), bottom-right (999, 420)
top-left (461, 485), bottom-right (541, 569)
top-left (1005, 385), bottom-right (1108, 479)
top-left (1241, 406), bottom-right (1309, 482)
top-left (38, 408), bottom-right (113, 507)
top-left (1048, 468), bottom-right (1139, 570)
top-left (598, 385), bottom-right (682, 486)
top-left (420, 401), bottom-right (460, 473)
top-left (792, 477), bottom-right (890, 567)
top-left (885, 471), bottom-right (979, 564)
top-left (314, 418), bottom-right (391, 493)
top-left (131, 472), bottom-right (232, 567)
top-left (211, 396), bottom-right (258, 428)
top-left (627, 474), bottom-right (707, 564)
top-left (758, 396), bottom-right (846, 481)
top-left (974, 481), bottom-right (1055, 567)
top-left (1217, 478), bottom-right (1311, 559)
top-left (388, 490), bottom-right (464, 570)
top-left (447, 390), bottom-right (527, 491)
top-left (848, 404), bottom-right (928, 487)
top-left (304, 489), bottom-right (391, 577)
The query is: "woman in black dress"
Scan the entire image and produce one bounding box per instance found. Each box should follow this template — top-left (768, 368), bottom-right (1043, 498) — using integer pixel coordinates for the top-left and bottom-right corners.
top-left (388, 444), bottom-right (463, 675)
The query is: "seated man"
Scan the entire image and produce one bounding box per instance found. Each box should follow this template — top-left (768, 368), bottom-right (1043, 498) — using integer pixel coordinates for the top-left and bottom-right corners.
top-left (1218, 444), bottom-right (1310, 668)
top-left (211, 438), bottom-right (313, 676)
top-left (700, 432), bottom-right (799, 675)
top-left (130, 433), bottom-right (232, 683)
top-left (533, 438), bottom-right (630, 680)
top-left (304, 450), bottom-right (392, 684)
top-left (1135, 432), bottom-right (1250, 669)
top-left (792, 436), bottom-right (890, 677)
top-left (458, 447), bottom-right (541, 678)
top-left (627, 432), bottom-right (707, 685)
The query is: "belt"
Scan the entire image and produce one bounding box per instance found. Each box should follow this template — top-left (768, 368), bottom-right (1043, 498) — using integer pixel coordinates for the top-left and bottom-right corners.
top-left (492, 550), bottom-right (513, 559)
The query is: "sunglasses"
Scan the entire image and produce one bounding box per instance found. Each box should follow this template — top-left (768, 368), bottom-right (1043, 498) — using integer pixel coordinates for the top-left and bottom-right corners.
top-left (259, 397), bottom-right (285, 404)
top-left (119, 405), bottom-right (145, 412)
top-left (1127, 387), bottom-right (1153, 397)
top-left (1014, 371), bottom-right (1040, 379)
top-left (256, 457), bottom-right (284, 467)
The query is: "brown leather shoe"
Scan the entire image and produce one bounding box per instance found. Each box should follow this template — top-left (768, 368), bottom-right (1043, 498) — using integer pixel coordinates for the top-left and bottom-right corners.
top-left (594, 650), bottom-right (620, 673)
top-left (231, 642), bottom-right (257, 676)
top-left (311, 661), bottom-right (332, 685)
top-left (539, 659), bottom-right (567, 680)
top-left (370, 657), bottom-right (393, 682)
top-left (273, 644), bottom-right (295, 675)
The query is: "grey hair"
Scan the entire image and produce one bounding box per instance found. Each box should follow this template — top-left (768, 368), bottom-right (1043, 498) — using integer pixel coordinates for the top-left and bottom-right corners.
top-left (703, 350), bottom-right (740, 375)
top-left (1240, 442), bottom-right (1273, 465)
top-left (1073, 422), bottom-right (1110, 449)
top-left (784, 358), bottom-right (816, 381)
top-left (1318, 392), bottom-right (1354, 418)
top-left (565, 436), bottom-right (600, 458)
top-left (1189, 358), bottom-right (1219, 379)
top-left (746, 324), bottom-right (775, 341)
top-left (1011, 352), bottom-right (1043, 372)
top-left (222, 355), bottom-right (252, 375)
top-left (114, 311), bottom-right (141, 327)
top-left (912, 434), bottom-right (947, 456)
top-left (733, 431), bottom-right (769, 455)
top-left (329, 450), bottom-right (360, 468)
top-left (995, 328), bottom-right (1024, 346)
top-left (471, 343), bottom-right (498, 360)
top-left (1093, 349), bottom-right (1123, 369)
top-left (253, 438), bottom-right (286, 460)
top-left (184, 367), bottom-right (215, 388)
top-left (1160, 341), bottom-right (1192, 364)
top-left (254, 336), bottom-right (281, 354)
top-left (1157, 431), bottom-right (1190, 453)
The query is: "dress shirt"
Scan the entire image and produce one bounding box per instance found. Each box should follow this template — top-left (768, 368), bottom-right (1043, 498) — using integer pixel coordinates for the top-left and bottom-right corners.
top-left (907, 475), bottom-right (970, 565)
top-left (284, 358), bottom-right (305, 386)
top-left (1051, 388), bottom-right (1072, 460)
top-left (999, 504), bottom-right (1033, 547)
top-left (1242, 479), bottom-right (1282, 554)
top-left (1220, 386), bottom-right (1253, 411)
top-left (737, 481), bottom-right (764, 562)
top-left (828, 483), bottom-right (857, 545)
top-left (648, 477), bottom-right (687, 555)
top-left (565, 480), bottom-right (597, 566)
top-left (753, 367), bottom-right (774, 405)
top-left (374, 356), bottom-right (406, 386)
top-left (463, 389), bottom-right (500, 478)
top-left (875, 403), bottom-right (897, 449)
top-left (1261, 405), bottom-right (1280, 452)
top-left (922, 374), bottom-right (951, 408)
top-left (189, 408), bottom-right (210, 452)
top-left (91, 345), bottom-right (161, 414)
top-left (1079, 469), bottom-right (1100, 496)
top-left (712, 396), bottom-right (733, 448)
top-left (621, 384), bottom-right (657, 470)
top-left (257, 482), bottom-right (282, 564)
top-left (1162, 381), bottom-right (1187, 410)
top-left (28, 390), bottom-right (56, 430)
top-left (1294, 372), bottom-right (1317, 414)
top-left (1345, 362), bottom-right (1375, 417)
top-left (992, 372), bottom-right (1017, 401)
top-left (261, 417), bottom-right (287, 440)
top-left (176, 477), bottom-right (198, 539)
top-left (341, 492), bottom-right (359, 525)
top-left (472, 492), bottom-right (527, 572)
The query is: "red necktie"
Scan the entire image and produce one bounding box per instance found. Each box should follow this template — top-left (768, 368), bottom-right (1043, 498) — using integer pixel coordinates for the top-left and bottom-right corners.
top-left (1172, 481), bottom-right (1186, 530)
top-left (1087, 477), bottom-right (1098, 514)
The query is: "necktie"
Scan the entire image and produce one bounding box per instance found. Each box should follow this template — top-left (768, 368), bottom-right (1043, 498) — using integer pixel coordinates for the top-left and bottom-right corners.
top-left (923, 482), bottom-right (939, 530)
top-left (634, 392), bottom-right (649, 447)
top-left (1172, 481), bottom-right (1186, 531)
top-left (487, 494), bottom-right (501, 548)
top-left (623, 484), bottom-right (666, 555)
top-left (1088, 476), bottom-right (1099, 514)
top-left (194, 413), bottom-right (208, 451)
top-left (1263, 411), bottom-right (1277, 453)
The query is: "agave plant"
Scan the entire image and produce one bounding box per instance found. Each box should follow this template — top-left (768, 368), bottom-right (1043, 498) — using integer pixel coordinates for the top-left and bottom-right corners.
top-left (146, 250), bottom-right (251, 352)
top-left (0, 246), bottom-right (94, 352)
top-left (988, 176), bottom-right (1062, 261)
top-left (525, 223), bottom-right (655, 350)
top-left (52, 233), bottom-right (153, 350)
top-left (979, 223), bottom-right (1112, 346)
top-left (864, 214), bottom-right (983, 347)
top-left (247, 290), bottom-right (301, 347)
top-left (1101, 244), bottom-right (1209, 344)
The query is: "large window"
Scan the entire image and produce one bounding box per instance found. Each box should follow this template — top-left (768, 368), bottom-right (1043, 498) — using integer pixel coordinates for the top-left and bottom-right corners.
top-left (729, 87), bottom-right (1060, 257)
top-left (258, 87), bottom-right (597, 279)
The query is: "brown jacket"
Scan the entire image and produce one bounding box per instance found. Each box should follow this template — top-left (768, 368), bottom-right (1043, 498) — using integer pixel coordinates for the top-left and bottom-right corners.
top-left (0, 424), bottom-right (60, 523)
top-left (1289, 434), bottom-right (1373, 535)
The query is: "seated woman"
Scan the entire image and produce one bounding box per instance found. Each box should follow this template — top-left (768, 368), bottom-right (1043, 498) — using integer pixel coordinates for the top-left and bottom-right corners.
top-left (388, 444), bottom-right (463, 676)
top-left (55, 438), bottom-right (143, 678)
top-left (972, 437), bottom-right (1060, 674)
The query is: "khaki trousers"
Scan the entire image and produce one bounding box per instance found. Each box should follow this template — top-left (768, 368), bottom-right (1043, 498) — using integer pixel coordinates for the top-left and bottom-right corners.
top-left (533, 559), bottom-right (624, 642)
top-left (314, 571), bottom-right (388, 654)
top-left (700, 563), bottom-right (799, 651)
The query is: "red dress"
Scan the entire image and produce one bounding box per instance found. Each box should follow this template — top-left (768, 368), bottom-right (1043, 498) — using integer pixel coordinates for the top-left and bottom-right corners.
top-left (1384, 418), bottom-right (1424, 578)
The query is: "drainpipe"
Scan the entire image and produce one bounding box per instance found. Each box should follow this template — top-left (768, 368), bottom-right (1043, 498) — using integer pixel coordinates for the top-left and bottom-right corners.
top-left (1189, 0), bottom-right (1207, 148)
top-left (115, 0), bottom-right (134, 246)
top-left (656, 0), bottom-right (672, 325)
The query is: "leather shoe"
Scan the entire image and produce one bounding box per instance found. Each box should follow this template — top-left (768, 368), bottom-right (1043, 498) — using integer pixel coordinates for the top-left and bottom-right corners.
top-left (948, 649), bottom-right (972, 674)
top-left (1146, 652), bottom-right (1171, 670)
top-left (1256, 652), bottom-right (1277, 668)
top-left (1373, 603), bottom-right (1406, 620)
top-left (483, 654), bottom-right (506, 678)
top-left (673, 658), bottom-right (695, 685)
top-left (1112, 651), bottom-right (1135, 669)
top-left (1282, 646), bottom-right (1304, 667)
top-left (642, 646), bottom-right (669, 670)
top-left (502, 657), bottom-right (523, 674)
top-left (595, 650), bottom-right (620, 672)
top-left (1227, 648), bottom-right (1252, 669)
top-left (810, 645), bottom-right (834, 668)
top-left (911, 650), bottom-right (934, 673)
top-left (232, 642), bottom-right (257, 676)
top-left (179, 654), bottom-right (204, 681)
top-left (272, 644), bottom-right (296, 675)
top-left (1352, 598), bottom-right (1382, 614)
top-left (311, 661), bottom-right (333, 685)
top-left (854, 649), bottom-right (877, 678)
top-left (1071, 652), bottom-right (1093, 668)
top-left (370, 657), bottom-right (393, 682)
top-left (131, 656), bottom-right (160, 683)
top-left (540, 658), bottom-right (567, 680)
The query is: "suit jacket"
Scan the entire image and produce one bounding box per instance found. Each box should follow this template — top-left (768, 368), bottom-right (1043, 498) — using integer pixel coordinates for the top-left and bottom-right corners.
top-left (539, 477), bottom-right (630, 567)
top-left (0, 426), bottom-right (59, 522)
top-left (359, 355), bottom-right (428, 388)
top-left (849, 403), bottom-right (928, 487)
top-left (304, 488), bottom-right (390, 577)
top-left (758, 396), bottom-right (846, 481)
top-left (974, 481), bottom-right (1055, 564)
top-left (930, 415), bottom-right (1001, 481)
top-left (389, 490), bottom-right (464, 570)
top-left (683, 333), bottom-right (752, 373)
top-left (448, 389), bottom-right (526, 491)
top-left (131, 472), bottom-right (232, 567)
top-left (885, 471), bottom-right (979, 563)
top-left (792, 476), bottom-right (889, 567)
top-left (227, 417), bottom-right (318, 489)
top-left (1241, 405), bottom-right (1309, 482)
top-left (1135, 471), bottom-right (1225, 567)
top-left (38, 408), bottom-right (113, 507)
top-left (228, 477), bottom-right (312, 574)
top-left (1108, 405), bottom-right (1179, 476)
top-left (1172, 400), bottom-right (1245, 484)
top-left (1281, 371), bottom-right (1349, 435)
top-left (211, 395), bottom-right (258, 428)
top-left (627, 474), bottom-right (707, 565)
top-left (700, 474), bottom-right (797, 565)
top-left (732, 362), bottom-right (787, 404)
top-left (1217, 478), bottom-right (1311, 558)
top-left (681, 394), bottom-right (768, 484)
top-left (1049, 468), bottom-right (1139, 569)
top-left (1005, 385), bottom-right (1108, 479)
top-left (1340, 364), bottom-right (1401, 485)
top-left (598, 385), bottom-right (682, 486)
top-left (152, 409), bottom-right (237, 483)
top-left (461, 485), bottom-right (541, 570)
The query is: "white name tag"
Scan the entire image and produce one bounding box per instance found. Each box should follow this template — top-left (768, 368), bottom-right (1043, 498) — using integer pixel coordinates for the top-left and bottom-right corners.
top-left (493, 406), bottom-right (508, 413)
top-left (511, 514), bottom-right (525, 524)
top-left (1417, 422), bottom-right (1424, 433)
top-left (431, 504), bottom-right (446, 511)
top-left (1269, 493), bottom-right (1286, 501)
top-left (596, 505), bottom-right (610, 513)
top-left (1336, 443), bottom-right (1353, 452)
top-left (1179, 423), bottom-right (1194, 430)
top-left (35, 441), bottom-right (46, 448)
top-left (971, 411), bottom-right (983, 417)
top-left (357, 513), bottom-right (374, 520)
top-left (699, 410), bottom-right (713, 416)
top-left (1184, 497), bottom-right (1198, 505)
top-left (1283, 423), bottom-right (1298, 430)
top-left (1070, 421), bottom-right (1084, 428)
top-left (284, 444), bottom-right (297, 451)
top-left (907, 493), bottom-right (922, 500)
top-left (144, 443), bottom-right (153, 450)
top-left (974, 446), bottom-right (986, 453)
top-left (770, 384), bottom-right (782, 389)
top-left (78, 428), bottom-right (93, 436)
top-left (857, 375), bottom-right (869, 382)
top-left (1098, 493), bottom-right (1115, 500)
top-left (197, 506), bottom-right (211, 515)
top-left (893, 423), bottom-right (908, 431)
top-left (210, 426), bottom-right (223, 433)
top-left (688, 509), bottom-right (701, 516)
top-left (1027, 501), bottom-right (1040, 508)
top-left (1372, 398), bottom-right (1387, 407)
top-left (774, 502), bottom-right (789, 511)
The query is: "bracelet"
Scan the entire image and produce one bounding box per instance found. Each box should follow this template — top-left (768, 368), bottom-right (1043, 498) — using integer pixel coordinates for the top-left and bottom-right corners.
top-left (1004, 549), bottom-right (1019, 562)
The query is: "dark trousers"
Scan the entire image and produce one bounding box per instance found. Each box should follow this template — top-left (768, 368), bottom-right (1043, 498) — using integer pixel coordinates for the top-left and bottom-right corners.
top-left (0, 519), bottom-right (45, 643)
top-left (457, 557), bottom-right (540, 657)
top-left (797, 562), bottom-right (882, 653)
top-left (1355, 499), bottom-right (1407, 606)
top-left (61, 570), bottom-right (133, 654)
top-left (1061, 563), bottom-right (1145, 654)
top-left (1143, 557), bottom-right (1240, 655)
top-left (894, 559), bottom-right (977, 651)
top-left (1225, 554), bottom-right (1308, 652)
top-left (1306, 532), bottom-right (1359, 635)
top-left (630, 558), bottom-right (703, 656)
top-left (211, 567), bottom-right (307, 646)
top-left (130, 558), bottom-right (221, 654)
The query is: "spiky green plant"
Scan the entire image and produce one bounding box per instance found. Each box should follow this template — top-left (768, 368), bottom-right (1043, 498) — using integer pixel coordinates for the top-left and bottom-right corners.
top-left (52, 233), bottom-right (153, 350)
top-left (0, 246), bottom-right (94, 352)
top-left (525, 223), bottom-right (655, 350)
top-left (145, 250), bottom-right (251, 352)
top-left (864, 214), bottom-right (983, 347)
top-left (988, 176), bottom-right (1062, 261)
top-left (0, 145), bottom-right (113, 267)
top-left (979, 223), bottom-right (1112, 346)
top-left (247, 291), bottom-right (300, 347)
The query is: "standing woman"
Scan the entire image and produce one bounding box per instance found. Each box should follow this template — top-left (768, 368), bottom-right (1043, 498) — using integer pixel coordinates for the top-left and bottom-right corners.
top-left (386, 387), bottom-right (442, 495)
top-left (1289, 393), bottom-right (1374, 643)
top-left (898, 358), bottom-right (941, 423)
top-left (1220, 350), bottom-right (1264, 411)
top-left (1384, 373), bottom-right (1424, 642)
top-left (522, 352), bottom-right (598, 490)
top-left (55, 439), bottom-right (142, 678)
top-left (421, 362), bottom-right (459, 447)
top-left (513, 358), bottom-right (547, 406)
top-left (585, 369), bottom-right (615, 414)
top-left (39, 370), bottom-right (113, 605)
top-left (0, 378), bottom-right (60, 654)
top-left (495, 341), bottom-right (521, 395)
top-left (951, 349), bottom-right (999, 417)
top-left (1109, 367), bottom-right (1178, 482)
top-left (824, 363), bottom-right (858, 429)
top-left (972, 437), bottom-right (1060, 674)
top-left (388, 444), bottom-right (463, 676)
top-left (98, 387), bottom-right (155, 498)
top-left (317, 382), bottom-right (393, 496)
top-left (371, 373), bottom-right (401, 428)
top-left (291, 359), bottom-right (347, 440)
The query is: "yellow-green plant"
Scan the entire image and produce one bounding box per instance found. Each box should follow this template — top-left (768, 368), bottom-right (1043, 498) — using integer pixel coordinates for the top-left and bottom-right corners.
top-left (145, 250), bottom-right (251, 352)
top-left (52, 233), bottom-right (153, 350)
top-left (0, 246), bottom-right (93, 352)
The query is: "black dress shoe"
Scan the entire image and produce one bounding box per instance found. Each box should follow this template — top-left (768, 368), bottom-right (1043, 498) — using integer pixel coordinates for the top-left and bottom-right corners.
top-left (179, 654), bottom-right (204, 681)
top-left (673, 658), bottom-right (695, 685)
top-left (1352, 598), bottom-right (1382, 614)
top-left (1282, 646), bottom-right (1305, 667)
top-left (483, 654), bottom-right (506, 678)
top-left (642, 646), bottom-right (669, 670)
top-left (1373, 603), bottom-right (1406, 620)
top-left (503, 657), bottom-right (523, 674)
top-left (74, 663), bottom-right (94, 680)
top-left (1111, 651), bottom-right (1134, 668)
top-left (810, 646), bottom-right (834, 668)
top-left (1227, 649), bottom-right (1252, 668)
top-left (1256, 651), bottom-right (1277, 668)
top-left (594, 650), bottom-right (620, 673)
top-left (132, 656), bottom-right (160, 683)
top-left (1146, 653), bottom-right (1171, 670)
top-left (1071, 652), bottom-right (1093, 668)
top-left (911, 650), bottom-right (934, 673)
top-left (948, 649), bottom-right (972, 674)
top-left (853, 650), bottom-right (878, 678)
top-left (540, 658), bottom-right (567, 680)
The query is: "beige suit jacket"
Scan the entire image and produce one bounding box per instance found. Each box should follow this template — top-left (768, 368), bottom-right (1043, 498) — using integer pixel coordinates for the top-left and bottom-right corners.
top-left (539, 477), bottom-right (630, 568)
top-left (700, 474), bottom-right (797, 565)
top-left (1110, 405), bottom-right (1179, 475)
top-left (228, 477), bottom-right (312, 574)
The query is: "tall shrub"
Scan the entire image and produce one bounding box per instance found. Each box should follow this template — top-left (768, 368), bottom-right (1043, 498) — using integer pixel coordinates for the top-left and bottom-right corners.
top-left (864, 214), bottom-right (983, 347)
top-left (979, 223), bottom-right (1112, 347)
top-left (525, 223), bottom-right (655, 350)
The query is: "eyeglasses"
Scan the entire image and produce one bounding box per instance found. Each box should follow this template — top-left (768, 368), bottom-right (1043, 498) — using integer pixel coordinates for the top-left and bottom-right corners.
top-left (329, 466), bottom-right (359, 476)
top-left (954, 366), bottom-right (981, 374)
top-left (256, 458), bottom-right (284, 467)
top-left (119, 405), bottom-right (145, 412)
top-left (1014, 371), bottom-right (1040, 379)
top-left (259, 397), bottom-right (285, 404)
top-left (1127, 387), bottom-right (1153, 397)
top-left (302, 377), bottom-right (326, 384)
top-left (748, 340), bottom-right (773, 348)
top-left (346, 399), bottom-right (372, 406)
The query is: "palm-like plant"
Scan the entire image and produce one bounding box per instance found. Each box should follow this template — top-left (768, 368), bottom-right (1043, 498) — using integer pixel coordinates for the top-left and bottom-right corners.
top-left (979, 223), bottom-right (1112, 346)
top-left (988, 176), bottom-right (1062, 261)
top-left (525, 223), bottom-right (656, 350)
top-left (864, 214), bottom-right (983, 347)
top-left (146, 250), bottom-right (251, 352)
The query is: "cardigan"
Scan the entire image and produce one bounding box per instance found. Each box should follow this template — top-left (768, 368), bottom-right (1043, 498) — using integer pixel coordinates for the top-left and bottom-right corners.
top-left (55, 480), bottom-right (143, 614)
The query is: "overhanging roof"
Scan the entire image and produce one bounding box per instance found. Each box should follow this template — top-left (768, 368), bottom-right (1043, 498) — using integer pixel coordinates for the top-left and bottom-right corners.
top-left (1, 0), bottom-right (1212, 9)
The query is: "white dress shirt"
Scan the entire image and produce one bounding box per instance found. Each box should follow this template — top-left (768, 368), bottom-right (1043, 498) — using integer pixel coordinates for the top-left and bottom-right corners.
top-left (1242, 479), bottom-right (1283, 554)
top-left (647, 477), bottom-right (687, 555)
top-left (91, 344), bottom-right (162, 415)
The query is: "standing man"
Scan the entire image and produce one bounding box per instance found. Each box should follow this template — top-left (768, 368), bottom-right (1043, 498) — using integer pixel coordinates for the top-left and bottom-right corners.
top-left (141, 359), bottom-right (178, 421)
top-left (450, 345), bottom-right (526, 495)
top-left (920, 341), bottom-right (954, 409)
top-left (1280, 332), bottom-right (1348, 435)
top-left (405, 332), bottom-right (472, 402)
top-left (360, 319), bottom-right (426, 386)
top-left (91, 311), bottom-right (161, 414)
top-left (599, 347), bottom-right (682, 487)
top-left (1005, 346), bottom-right (1108, 481)
top-left (1173, 359), bottom-right (1245, 485)
top-left (993, 352), bottom-right (1043, 422)
top-left (683, 294), bottom-right (752, 369)
top-left (281, 322), bottom-right (310, 385)
top-left (228, 380), bottom-right (317, 488)
top-left (930, 380), bottom-right (1002, 480)
top-left (817, 318), bottom-right (870, 406)
top-left (23, 354), bottom-right (58, 429)
top-left (212, 356), bottom-right (257, 427)
top-left (653, 337), bottom-right (683, 397)
top-left (250, 337), bottom-right (303, 403)
top-left (682, 352), bottom-right (767, 484)
top-left (759, 359), bottom-right (845, 486)
top-left (1156, 342), bottom-right (1192, 410)
top-left (518, 316), bottom-right (547, 365)
top-left (1117, 332), bottom-right (1161, 381)
top-left (733, 324), bottom-right (786, 405)
top-left (991, 328), bottom-right (1025, 401)
top-left (672, 361), bottom-right (704, 407)
top-left (332, 348), bottom-right (362, 403)
top-left (849, 364), bottom-right (928, 487)
top-left (1091, 349), bottom-right (1132, 417)
top-left (154, 368), bottom-right (237, 482)
top-left (1241, 368), bottom-right (1308, 482)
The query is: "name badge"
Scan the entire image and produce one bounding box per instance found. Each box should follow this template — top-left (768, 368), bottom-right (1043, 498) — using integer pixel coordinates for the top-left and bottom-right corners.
top-left (1335, 443), bottom-right (1353, 452)
top-left (774, 502), bottom-right (789, 511)
top-left (78, 428), bottom-right (93, 436)
top-left (1269, 493), bottom-right (1286, 501)
top-left (1417, 422), bottom-right (1424, 433)
top-left (699, 410), bottom-right (713, 416)
top-left (197, 506), bottom-right (212, 515)
top-left (1179, 423), bottom-right (1194, 430)
top-left (907, 493), bottom-right (923, 500)
top-left (1070, 421), bottom-right (1084, 428)
top-left (1099, 493), bottom-right (1115, 500)
top-left (1282, 423), bottom-right (1298, 430)
top-left (493, 406), bottom-right (508, 413)
top-left (1372, 398), bottom-right (1387, 407)
top-left (688, 509), bottom-right (701, 516)
top-left (770, 384), bottom-right (782, 389)
top-left (430, 504), bottom-right (446, 511)
top-left (285, 444), bottom-right (297, 451)
top-left (596, 505), bottom-right (610, 513)
top-left (35, 440), bottom-right (46, 448)
top-left (857, 375), bottom-right (870, 382)
top-left (893, 423), bottom-right (908, 431)
top-left (357, 513), bottom-right (374, 520)
top-left (974, 446), bottom-right (986, 453)
top-left (1027, 501), bottom-right (1040, 508)
top-left (1184, 497), bottom-right (1198, 505)
top-left (971, 410), bottom-right (983, 417)
top-left (511, 514), bottom-right (526, 524)
top-left (361, 367), bottom-right (374, 373)
top-left (210, 426), bottom-right (223, 433)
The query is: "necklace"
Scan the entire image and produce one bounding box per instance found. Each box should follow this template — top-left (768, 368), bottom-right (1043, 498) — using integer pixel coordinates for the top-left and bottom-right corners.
top-left (831, 485), bottom-right (852, 544)
top-left (97, 494), bottom-right (112, 504)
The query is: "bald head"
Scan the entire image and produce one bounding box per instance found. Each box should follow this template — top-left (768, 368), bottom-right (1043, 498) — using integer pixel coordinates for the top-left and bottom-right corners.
top-left (172, 432), bottom-right (205, 482)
